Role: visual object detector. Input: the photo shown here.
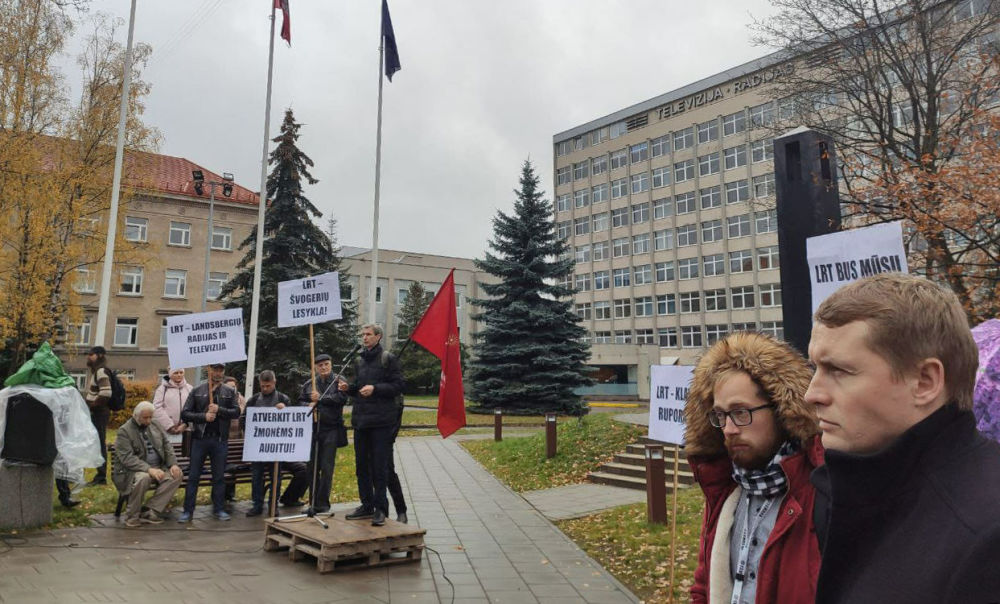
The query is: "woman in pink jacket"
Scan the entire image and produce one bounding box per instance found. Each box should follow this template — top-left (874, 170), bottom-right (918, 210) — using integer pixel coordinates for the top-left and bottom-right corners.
top-left (152, 368), bottom-right (192, 443)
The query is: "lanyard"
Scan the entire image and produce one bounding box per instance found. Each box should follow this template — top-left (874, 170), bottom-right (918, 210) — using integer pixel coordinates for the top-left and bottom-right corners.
top-left (730, 493), bottom-right (775, 604)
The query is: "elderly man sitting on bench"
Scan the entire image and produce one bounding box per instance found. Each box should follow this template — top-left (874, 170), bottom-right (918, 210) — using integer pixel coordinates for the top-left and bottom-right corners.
top-left (113, 401), bottom-right (183, 527)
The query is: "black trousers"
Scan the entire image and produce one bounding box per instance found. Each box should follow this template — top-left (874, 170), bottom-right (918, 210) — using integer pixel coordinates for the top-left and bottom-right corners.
top-left (90, 405), bottom-right (110, 482)
top-left (56, 479), bottom-right (73, 503)
top-left (354, 424), bottom-right (394, 514)
top-left (308, 429), bottom-right (339, 511)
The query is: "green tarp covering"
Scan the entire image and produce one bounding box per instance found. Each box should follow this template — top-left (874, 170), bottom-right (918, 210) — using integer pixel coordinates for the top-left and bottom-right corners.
top-left (3, 341), bottom-right (75, 388)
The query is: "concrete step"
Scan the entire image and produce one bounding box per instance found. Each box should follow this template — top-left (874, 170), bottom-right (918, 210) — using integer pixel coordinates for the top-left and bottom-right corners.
top-left (586, 471), bottom-right (693, 492)
top-left (599, 462), bottom-right (696, 483)
top-left (626, 443), bottom-right (687, 459)
top-left (614, 452), bottom-right (691, 471)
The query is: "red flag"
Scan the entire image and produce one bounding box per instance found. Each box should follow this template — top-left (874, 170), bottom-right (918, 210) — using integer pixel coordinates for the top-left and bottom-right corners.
top-left (274, 0), bottom-right (291, 44)
top-left (409, 269), bottom-right (466, 438)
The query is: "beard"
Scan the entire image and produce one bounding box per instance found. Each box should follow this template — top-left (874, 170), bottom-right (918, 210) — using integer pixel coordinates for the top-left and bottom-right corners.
top-left (725, 437), bottom-right (782, 471)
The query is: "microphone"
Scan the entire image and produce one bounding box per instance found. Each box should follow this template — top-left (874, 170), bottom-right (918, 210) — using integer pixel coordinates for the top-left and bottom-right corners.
top-left (340, 344), bottom-right (362, 364)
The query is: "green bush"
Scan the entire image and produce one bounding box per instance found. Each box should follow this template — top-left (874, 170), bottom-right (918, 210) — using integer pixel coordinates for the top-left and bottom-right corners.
top-left (108, 380), bottom-right (154, 429)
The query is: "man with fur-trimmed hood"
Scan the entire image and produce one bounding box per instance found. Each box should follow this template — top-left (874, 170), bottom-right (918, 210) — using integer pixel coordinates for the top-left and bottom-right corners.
top-left (685, 332), bottom-right (822, 604)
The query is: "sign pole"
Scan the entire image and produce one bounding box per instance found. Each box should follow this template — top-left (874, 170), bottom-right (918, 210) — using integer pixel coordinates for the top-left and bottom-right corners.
top-left (309, 324), bottom-right (317, 395)
top-left (269, 460), bottom-right (279, 518)
top-left (667, 444), bottom-right (680, 604)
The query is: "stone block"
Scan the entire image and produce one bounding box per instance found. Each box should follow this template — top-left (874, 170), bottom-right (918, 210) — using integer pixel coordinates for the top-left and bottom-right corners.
top-left (0, 462), bottom-right (53, 529)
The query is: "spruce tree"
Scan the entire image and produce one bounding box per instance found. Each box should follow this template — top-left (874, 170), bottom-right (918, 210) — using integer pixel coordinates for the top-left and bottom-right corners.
top-left (393, 281), bottom-right (440, 394)
top-left (219, 109), bottom-right (357, 396)
top-left (468, 160), bottom-right (591, 415)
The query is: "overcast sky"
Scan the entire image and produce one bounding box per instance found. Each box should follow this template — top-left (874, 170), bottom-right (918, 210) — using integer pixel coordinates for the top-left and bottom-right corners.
top-left (58, 0), bottom-right (779, 260)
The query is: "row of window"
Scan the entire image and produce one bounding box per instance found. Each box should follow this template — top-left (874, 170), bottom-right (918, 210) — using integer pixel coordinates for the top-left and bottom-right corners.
top-left (585, 321), bottom-right (784, 348)
top-left (74, 266), bottom-right (230, 300)
top-left (124, 216), bottom-right (234, 251)
top-left (573, 285), bottom-right (782, 322)
top-left (568, 247), bottom-right (780, 290)
top-left (71, 316), bottom-right (173, 348)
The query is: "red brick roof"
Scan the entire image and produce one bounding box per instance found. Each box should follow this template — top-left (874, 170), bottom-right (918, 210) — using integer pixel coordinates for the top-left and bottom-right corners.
top-left (128, 150), bottom-right (260, 206)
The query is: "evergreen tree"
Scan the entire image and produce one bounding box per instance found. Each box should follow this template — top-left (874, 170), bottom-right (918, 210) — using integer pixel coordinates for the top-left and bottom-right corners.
top-left (468, 160), bottom-right (591, 415)
top-left (393, 281), bottom-right (440, 394)
top-left (219, 109), bottom-right (357, 396)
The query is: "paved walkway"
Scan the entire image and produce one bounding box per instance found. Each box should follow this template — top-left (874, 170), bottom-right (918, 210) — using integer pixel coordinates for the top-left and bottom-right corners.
top-left (0, 437), bottom-right (638, 604)
top-left (522, 483), bottom-right (647, 521)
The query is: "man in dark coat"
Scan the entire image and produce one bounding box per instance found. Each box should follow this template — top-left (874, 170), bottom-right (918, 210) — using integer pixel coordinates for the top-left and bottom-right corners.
top-left (338, 324), bottom-right (404, 526)
top-left (178, 362), bottom-right (240, 522)
top-left (298, 353), bottom-right (348, 514)
top-left (807, 273), bottom-right (1000, 603)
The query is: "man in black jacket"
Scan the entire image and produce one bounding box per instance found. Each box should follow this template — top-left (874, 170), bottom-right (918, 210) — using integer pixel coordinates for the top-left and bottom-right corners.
top-left (178, 363), bottom-right (241, 523)
top-left (298, 353), bottom-right (348, 514)
top-left (806, 273), bottom-right (1000, 603)
top-left (338, 324), bottom-right (404, 526)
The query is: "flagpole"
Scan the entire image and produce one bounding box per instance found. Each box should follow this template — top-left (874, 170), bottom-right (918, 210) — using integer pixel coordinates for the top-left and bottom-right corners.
top-left (94, 0), bottom-right (137, 347)
top-left (245, 1), bottom-right (278, 400)
top-left (368, 24), bottom-right (386, 326)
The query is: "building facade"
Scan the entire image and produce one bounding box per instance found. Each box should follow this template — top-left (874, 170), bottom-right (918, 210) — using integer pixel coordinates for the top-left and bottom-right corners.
top-left (553, 52), bottom-right (792, 398)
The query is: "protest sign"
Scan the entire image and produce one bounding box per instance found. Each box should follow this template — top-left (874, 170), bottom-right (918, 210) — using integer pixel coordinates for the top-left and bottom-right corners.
top-left (648, 365), bottom-right (694, 445)
top-left (242, 407), bottom-right (313, 462)
top-left (166, 308), bottom-right (247, 369)
top-left (277, 272), bottom-right (342, 328)
top-left (807, 221), bottom-right (908, 313)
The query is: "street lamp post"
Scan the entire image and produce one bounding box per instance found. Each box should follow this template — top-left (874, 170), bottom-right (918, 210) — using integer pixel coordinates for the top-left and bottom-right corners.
top-left (192, 170), bottom-right (234, 384)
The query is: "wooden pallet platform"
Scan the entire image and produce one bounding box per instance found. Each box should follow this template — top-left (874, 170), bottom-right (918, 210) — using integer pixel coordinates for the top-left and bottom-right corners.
top-left (263, 516), bottom-right (426, 573)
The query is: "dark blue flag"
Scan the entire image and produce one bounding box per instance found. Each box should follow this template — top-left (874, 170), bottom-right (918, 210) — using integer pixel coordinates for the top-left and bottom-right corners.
top-left (381, 0), bottom-right (401, 81)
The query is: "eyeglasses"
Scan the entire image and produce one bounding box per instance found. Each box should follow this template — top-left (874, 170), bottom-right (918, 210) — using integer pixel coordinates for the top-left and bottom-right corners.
top-left (708, 404), bottom-right (775, 428)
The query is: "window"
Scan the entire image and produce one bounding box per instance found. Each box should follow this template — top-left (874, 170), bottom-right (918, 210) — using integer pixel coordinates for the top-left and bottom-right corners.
top-left (757, 246), bottom-right (780, 270)
top-left (592, 212), bottom-right (609, 232)
top-left (592, 127), bottom-right (609, 145)
top-left (654, 229), bottom-right (674, 251)
top-left (724, 145), bottom-right (747, 170)
top-left (573, 161), bottom-right (589, 180)
top-left (574, 217), bottom-right (590, 236)
top-left (631, 172), bottom-right (649, 194)
top-left (594, 271), bottom-right (610, 290)
top-left (556, 194), bottom-right (571, 212)
top-left (595, 301), bottom-right (611, 320)
top-left (761, 321), bottom-right (784, 340)
top-left (72, 317), bottom-right (92, 346)
top-left (613, 268), bottom-right (631, 287)
top-left (755, 209), bottom-right (778, 234)
top-left (635, 296), bottom-right (654, 316)
top-left (612, 237), bottom-right (630, 257)
top-left (593, 241), bottom-right (610, 260)
top-left (730, 249), bottom-right (754, 273)
top-left (633, 264), bottom-right (652, 285)
top-left (657, 294), bottom-right (677, 315)
top-left (556, 141), bottom-right (571, 156)
top-left (701, 219), bottom-right (723, 243)
top-left (753, 173), bottom-right (776, 198)
top-left (613, 298), bottom-right (632, 318)
top-left (375, 286), bottom-right (383, 303)
top-left (164, 269), bottom-right (187, 298)
top-left (732, 285), bottom-right (756, 309)
top-left (732, 322), bottom-right (757, 333)
top-left (204, 271), bottom-right (228, 300)
top-left (675, 192), bottom-right (696, 214)
top-left (680, 291), bottom-right (701, 313)
top-left (114, 318), bottom-right (138, 347)
top-left (557, 166), bottom-right (571, 185)
top-left (673, 127), bottom-right (694, 151)
top-left (575, 273), bottom-right (591, 292)
top-left (575, 245), bottom-right (591, 263)
top-left (891, 102), bottom-right (913, 127)
top-left (610, 121), bottom-right (628, 138)
top-left (704, 288), bottom-right (727, 311)
top-left (556, 221), bottom-right (571, 239)
top-left (74, 267), bottom-right (96, 293)
top-left (169, 221), bottom-right (191, 246)
top-left (651, 135), bottom-right (670, 157)
top-left (678, 257), bottom-right (699, 280)
top-left (700, 186), bottom-right (721, 209)
top-left (611, 207), bottom-right (629, 228)
top-left (726, 179), bottom-right (750, 204)
top-left (655, 261), bottom-right (675, 282)
top-left (631, 202), bottom-right (649, 224)
top-left (723, 110), bottom-right (746, 136)
top-left (682, 325), bottom-right (703, 348)
top-left (728, 214), bottom-right (751, 238)
top-left (159, 318), bottom-right (168, 347)
top-left (653, 197), bottom-right (673, 219)
top-left (704, 253), bottom-right (725, 276)
top-left (575, 303), bottom-right (592, 320)
top-left (610, 149), bottom-right (628, 170)
top-left (559, 273), bottom-right (573, 289)
top-left (630, 142), bottom-right (649, 164)
top-left (706, 324), bottom-right (729, 345)
top-left (760, 283), bottom-right (782, 307)
top-left (636, 328), bottom-right (655, 344)
top-left (614, 330), bottom-right (633, 344)
top-left (212, 226), bottom-right (232, 251)
top-left (592, 155), bottom-right (608, 175)
top-left (611, 178), bottom-right (628, 199)
top-left (342, 280), bottom-right (354, 301)
top-left (652, 166), bottom-right (671, 189)
top-left (574, 189), bottom-right (590, 208)
top-left (751, 139), bottom-right (774, 163)
top-left (125, 216), bottom-right (148, 242)
top-left (120, 266), bottom-right (143, 295)
top-left (674, 159), bottom-right (695, 183)
top-left (594, 330), bottom-right (612, 343)
top-left (677, 224), bottom-right (698, 247)
top-left (697, 120), bottom-right (719, 144)
top-left (659, 327), bottom-right (678, 347)
top-left (698, 153), bottom-right (720, 176)
top-left (592, 183), bottom-right (609, 203)
top-left (750, 102), bottom-right (775, 128)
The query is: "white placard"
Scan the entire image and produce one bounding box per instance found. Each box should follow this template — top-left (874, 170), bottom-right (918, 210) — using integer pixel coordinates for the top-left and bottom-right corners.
top-left (166, 308), bottom-right (247, 369)
top-left (648, 365), bottom-right (694, 445)
top-left (277, 271), bottom-right (342, 328)
top-left (241, 407), bottom-right (313, 462)
top-left (807, 221), bottom-right (908, 314)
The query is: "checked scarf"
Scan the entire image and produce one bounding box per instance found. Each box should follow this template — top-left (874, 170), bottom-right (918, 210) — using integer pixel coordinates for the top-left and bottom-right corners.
top-left (731, 440), bottom-right (798, 497)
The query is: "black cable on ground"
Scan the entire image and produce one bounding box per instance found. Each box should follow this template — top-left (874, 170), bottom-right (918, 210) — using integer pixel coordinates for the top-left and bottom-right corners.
top-left (423, 545), bottom-right (456, 604)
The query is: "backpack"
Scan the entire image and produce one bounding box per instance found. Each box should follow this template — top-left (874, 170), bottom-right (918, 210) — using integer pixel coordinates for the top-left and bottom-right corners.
top-left (105, 368), bottom-right (127, 411)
